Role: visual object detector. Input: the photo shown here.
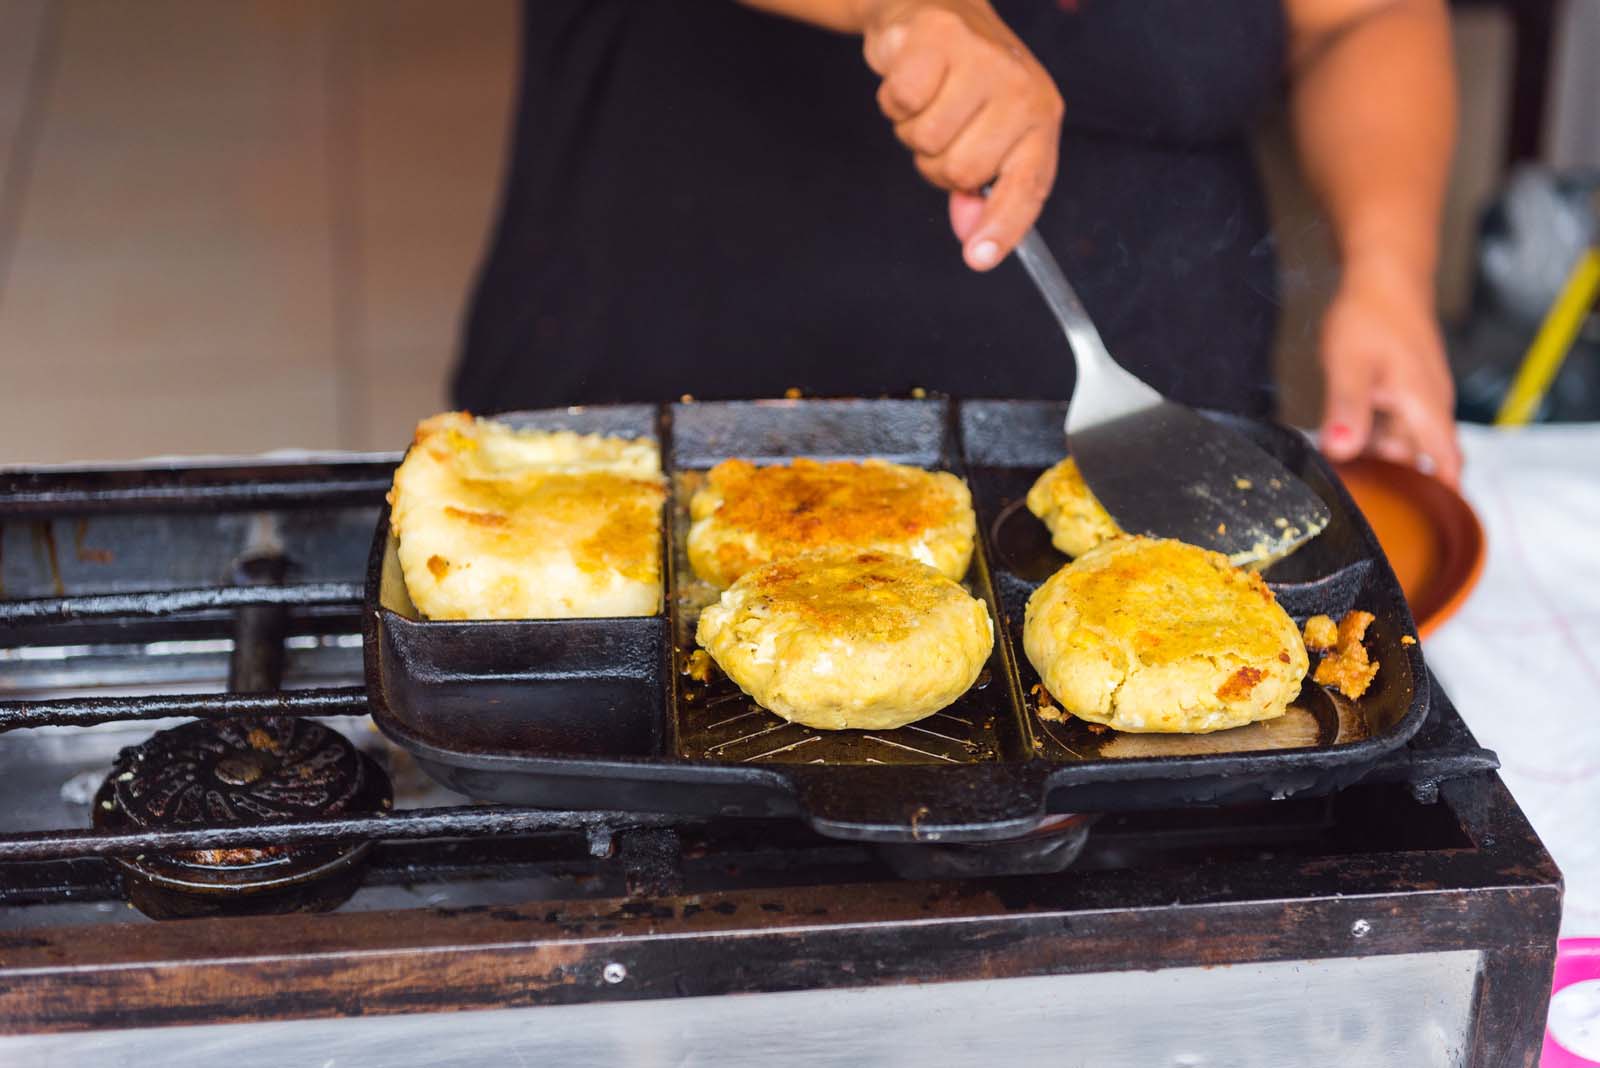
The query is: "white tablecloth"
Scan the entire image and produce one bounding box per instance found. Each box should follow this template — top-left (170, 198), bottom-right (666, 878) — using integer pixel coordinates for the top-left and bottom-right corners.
top-left (1426, 423), bottom-right (1600, 937)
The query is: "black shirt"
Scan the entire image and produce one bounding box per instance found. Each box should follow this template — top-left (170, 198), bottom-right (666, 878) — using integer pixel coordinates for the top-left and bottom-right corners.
top-left (455, 0), bottom-right (1286, 414)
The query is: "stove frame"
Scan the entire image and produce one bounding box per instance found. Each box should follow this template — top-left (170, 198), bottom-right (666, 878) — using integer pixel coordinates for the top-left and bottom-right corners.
top-left (0, 457), bottom-right (1562, 1066)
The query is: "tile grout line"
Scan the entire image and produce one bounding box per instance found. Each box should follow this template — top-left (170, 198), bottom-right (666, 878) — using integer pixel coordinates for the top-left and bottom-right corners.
top-left (0, 0), bottom-right (63, 330)
top-left (323, 1), bottom-right (368, 451)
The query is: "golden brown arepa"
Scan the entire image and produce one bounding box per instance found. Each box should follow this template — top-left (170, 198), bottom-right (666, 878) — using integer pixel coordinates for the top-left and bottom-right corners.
top-left (687, 457), bottom-right (975, 588)
top-left (696, 550), bottom-right (993, 730)
top-left (1023, 536), bottom-right (1308, 733)
top-left (388, 412), bottom-right (665, 619)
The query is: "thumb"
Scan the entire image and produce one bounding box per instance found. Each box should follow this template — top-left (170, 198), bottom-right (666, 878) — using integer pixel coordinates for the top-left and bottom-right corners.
top-left (862, 21), bottom-right (908, 76)
top-left (948, 191), bottom-right (984, 244)
top-left (1319, 349), bottom-right (1376, 462)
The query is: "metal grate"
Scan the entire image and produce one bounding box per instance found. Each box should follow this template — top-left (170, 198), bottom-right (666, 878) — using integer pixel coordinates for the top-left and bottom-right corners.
top-left (0, 461), bottom-right (681, 872)
top-left (0, 452), bottom-right (1501, 879)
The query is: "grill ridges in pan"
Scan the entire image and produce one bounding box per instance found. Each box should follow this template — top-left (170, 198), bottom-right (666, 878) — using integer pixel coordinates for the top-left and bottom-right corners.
top-left (666, 444), bottom-right (1015, 768)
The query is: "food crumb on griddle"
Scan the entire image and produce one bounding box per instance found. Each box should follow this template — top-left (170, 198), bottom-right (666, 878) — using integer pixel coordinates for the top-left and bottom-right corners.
top-left (1302, 614), bottom-right (1338, 651)
top-left (1306, 610), bottom-right (1379, 700)
top-left (1030, 682), bottom-right (1068, 722)
top-left (1401, 635), bottom-right (1417, 646)
top-left (683, 649), bottom-right (714, 682)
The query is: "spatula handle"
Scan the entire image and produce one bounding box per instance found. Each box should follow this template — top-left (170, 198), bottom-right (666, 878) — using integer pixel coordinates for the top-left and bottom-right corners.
top-left (1013, 228), bottom-right (1158, 421)
top-left (1013, 229), bottom-right (1114, 373)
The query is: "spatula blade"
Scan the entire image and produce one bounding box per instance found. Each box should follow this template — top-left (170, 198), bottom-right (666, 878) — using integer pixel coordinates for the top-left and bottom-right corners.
top-left (1068, 401), bottom-right (1331, 565)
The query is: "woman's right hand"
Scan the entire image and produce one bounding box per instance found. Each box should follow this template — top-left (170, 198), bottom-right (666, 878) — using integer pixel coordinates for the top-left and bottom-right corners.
top-left (860, 1), bottom-right (1063, 271)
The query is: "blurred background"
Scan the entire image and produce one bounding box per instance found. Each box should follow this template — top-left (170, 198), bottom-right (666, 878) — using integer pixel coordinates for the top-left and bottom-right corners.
top-left (0, 0), bottom-right (1596, 463)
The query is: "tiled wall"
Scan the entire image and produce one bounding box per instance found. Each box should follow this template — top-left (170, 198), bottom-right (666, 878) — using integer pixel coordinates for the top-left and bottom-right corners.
top-left (0, 0), bottom-right (1516, 463)
top-left (0, 0), bottom-right (515, 462)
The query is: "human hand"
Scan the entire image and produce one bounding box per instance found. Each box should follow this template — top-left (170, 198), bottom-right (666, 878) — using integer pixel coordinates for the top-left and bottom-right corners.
top-left (860, 0), bottom-right (1063, 271)
top-left (1318, 256), bottom-right (1462, 486)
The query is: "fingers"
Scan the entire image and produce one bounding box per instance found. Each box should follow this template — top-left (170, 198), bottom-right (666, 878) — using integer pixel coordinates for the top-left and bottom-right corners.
top-left (1406, 373), bottom-right (1463, 488)
top-left (1427, 428), bottom-right (1463, 487)
top-left (1319, 264), bottom-right (1462, 484)
top-left (947, 190), bottom-right (985, 244)
top-left (1321, 356), bottom-right (1461, 483)
top-left (862, 3), bottom-right (1063, 270)
top-left (870, 10), bottom-right (960, 121)
top-left (862, 21), bottom-right (907, 75)
top-left (961, 131), bottom-right (1056, 269)
top-left (1377, 385), bottom-right (1464, 487)
top-left (924, 93), bottom-right (1027, 191)
top-left (1318, 346), bottom-right (1378, 464)
top-left (1319, 312), bottom-right (1461, 483)
top-left (1368, 418), bottom-right (1416, 465)
top-left (893, 75), bottom-right (986, 158)
top-left (1365, 406), bottom-right (1462, 486)
top-left (876, 46), bottom-right (949, 123)
top-left (908, 91), bottom-right (1058, 269)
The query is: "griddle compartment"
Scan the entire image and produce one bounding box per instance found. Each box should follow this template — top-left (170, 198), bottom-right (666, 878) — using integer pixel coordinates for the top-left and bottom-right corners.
top-left (960, 399), bottom-right (1429, 810)
top-left (366, 405), bottom-right (668, 760)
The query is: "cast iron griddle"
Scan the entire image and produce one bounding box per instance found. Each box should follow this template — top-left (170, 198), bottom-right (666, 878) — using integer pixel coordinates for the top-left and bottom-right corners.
top-left (365, 398), bottom-right (1430, 843)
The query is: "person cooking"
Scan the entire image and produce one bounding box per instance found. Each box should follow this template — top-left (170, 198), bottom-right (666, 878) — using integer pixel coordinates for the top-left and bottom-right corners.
top-left (454, 0), bottom-right (1461, 485)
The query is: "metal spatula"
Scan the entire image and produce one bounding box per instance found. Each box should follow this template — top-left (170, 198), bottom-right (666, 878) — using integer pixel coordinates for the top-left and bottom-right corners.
top-left (1013, 228), bottom-right (1330, 564)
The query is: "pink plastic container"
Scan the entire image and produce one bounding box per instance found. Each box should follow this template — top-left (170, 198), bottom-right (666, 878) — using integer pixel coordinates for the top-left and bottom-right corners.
top-left (1546, 939), bottom-right (1600, 1067)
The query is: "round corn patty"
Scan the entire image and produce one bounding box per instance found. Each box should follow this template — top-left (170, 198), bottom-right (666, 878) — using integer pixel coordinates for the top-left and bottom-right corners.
top-left (687, 458), bottom-right (975, 588)
top-left (696, 550), bottom-right (993, 731)
top-left (1023, 536), bottom-right (1308, 733)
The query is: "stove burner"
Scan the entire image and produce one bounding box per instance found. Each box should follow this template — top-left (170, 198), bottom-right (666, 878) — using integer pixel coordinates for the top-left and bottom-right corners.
top-left (93, 716), bottom-right (392, 919)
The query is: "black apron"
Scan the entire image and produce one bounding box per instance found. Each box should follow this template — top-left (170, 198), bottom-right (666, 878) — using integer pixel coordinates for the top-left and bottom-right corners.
top-left (455, 0), bottom-right (1286, 415)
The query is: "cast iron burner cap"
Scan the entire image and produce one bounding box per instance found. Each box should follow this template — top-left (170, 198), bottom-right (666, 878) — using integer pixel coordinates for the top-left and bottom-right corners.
top-left (93, 716), bottom-right (392, 920)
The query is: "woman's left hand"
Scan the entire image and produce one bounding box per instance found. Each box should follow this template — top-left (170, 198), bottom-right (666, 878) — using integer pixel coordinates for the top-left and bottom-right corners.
top-left (1317, 255), bottom-right (1462, 486)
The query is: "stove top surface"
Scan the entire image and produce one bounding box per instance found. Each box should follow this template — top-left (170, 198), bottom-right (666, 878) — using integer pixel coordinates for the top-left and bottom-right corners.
top-left (0, 452), bottom-right (1562, 1061)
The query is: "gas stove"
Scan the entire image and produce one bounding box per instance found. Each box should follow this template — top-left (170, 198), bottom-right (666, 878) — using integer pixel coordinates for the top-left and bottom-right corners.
top-left (0, 456), bottom-right (1562, 1067)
